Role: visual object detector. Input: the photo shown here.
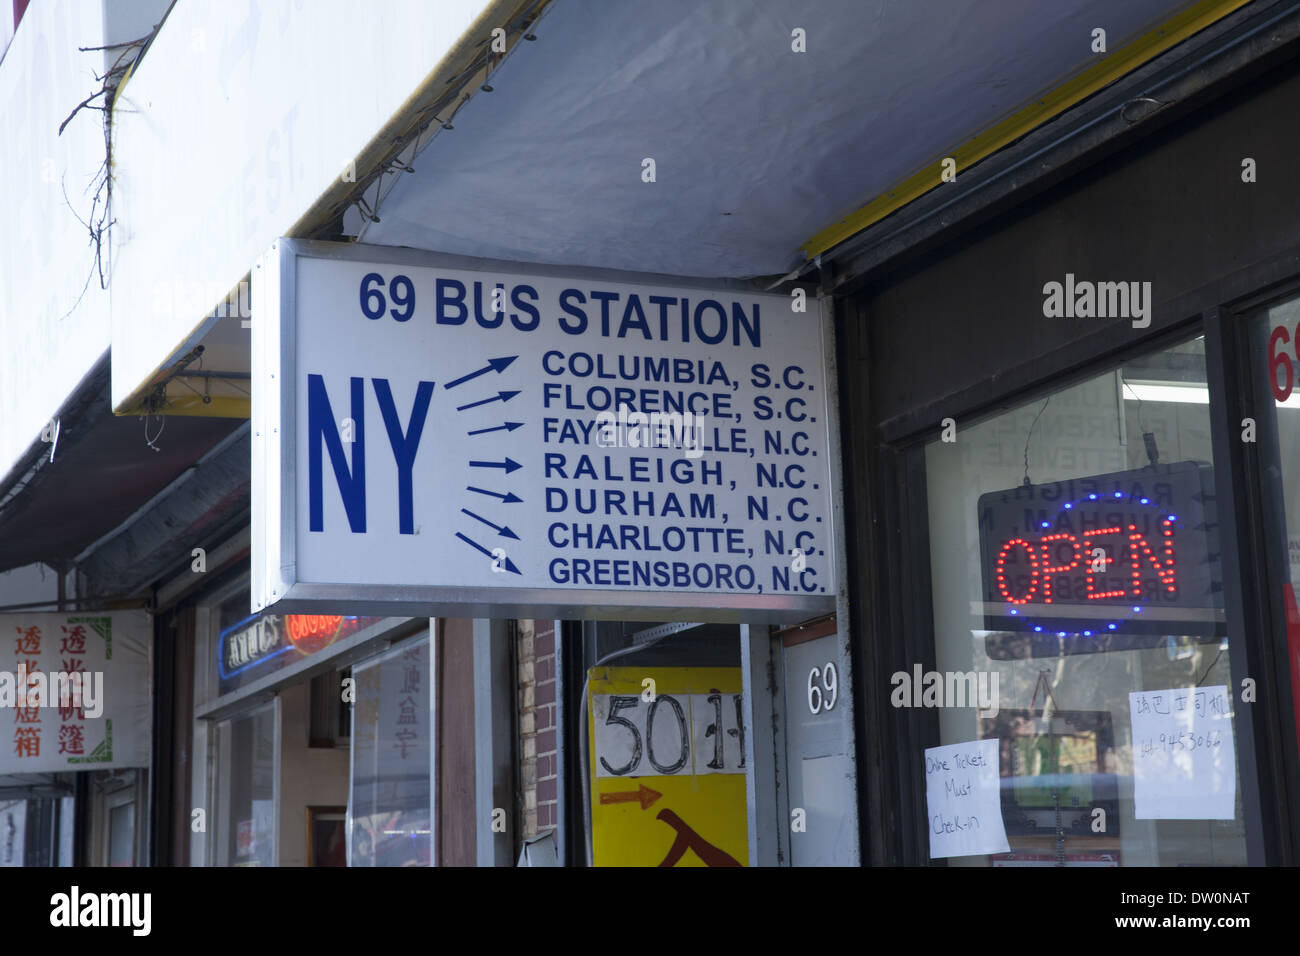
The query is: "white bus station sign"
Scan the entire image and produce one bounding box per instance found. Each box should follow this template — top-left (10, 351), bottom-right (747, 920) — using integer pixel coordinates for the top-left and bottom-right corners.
top-left (252, 240), bottom-right (837, 621)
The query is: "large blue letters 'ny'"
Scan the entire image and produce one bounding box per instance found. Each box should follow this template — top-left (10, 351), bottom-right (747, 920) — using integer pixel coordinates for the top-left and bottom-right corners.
top-left (307, 374), bottom-right (435, 535)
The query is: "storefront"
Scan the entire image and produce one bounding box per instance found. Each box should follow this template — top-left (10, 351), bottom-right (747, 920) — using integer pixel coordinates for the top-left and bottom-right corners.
top-left (8, 0), bottom-right (1300, 877)
top-left (177, 565), bottom-right (433, 867)
top-left (0, 607), bottom-right (153, 868)
top-left (832, 35), bottom-right (1300, 865)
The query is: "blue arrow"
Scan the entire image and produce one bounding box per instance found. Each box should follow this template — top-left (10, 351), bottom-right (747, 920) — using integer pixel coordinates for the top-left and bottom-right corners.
top-left (469, 457), bottom-right (522, 474)
top-left (466, 486), bottom-right (522, 503)
top-left (445, 356), bottom-right (518, 389)
top-left (457, 390), bottom-right (520, 412)
top-left (456, 531), bottom-right (521, 574)
top-left (462, 508), bottom-right (520, 540)
top-left (468, 421), bottom-right (524, 437)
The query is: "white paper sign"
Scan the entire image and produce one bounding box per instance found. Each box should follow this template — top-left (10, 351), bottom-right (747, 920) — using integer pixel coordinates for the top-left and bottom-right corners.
top-left (0, 801), bottom-right (25, 866)
top-left (1129, 684), bottom-right (1235, 819)
top-left (925, 738), bottom-right (1010, 859)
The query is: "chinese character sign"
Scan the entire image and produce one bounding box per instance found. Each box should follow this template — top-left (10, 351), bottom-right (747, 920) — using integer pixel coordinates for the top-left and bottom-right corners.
top-left (1129, 685), bottom-right (1236, 819)
top-left (382, 644), bottom-right (427, 762)
top-left (0, 611), bottom-right (151, 773)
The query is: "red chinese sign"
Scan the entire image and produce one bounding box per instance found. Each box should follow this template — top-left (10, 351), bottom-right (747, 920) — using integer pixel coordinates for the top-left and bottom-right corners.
top-left (0, 611), bottom-right (152, 773)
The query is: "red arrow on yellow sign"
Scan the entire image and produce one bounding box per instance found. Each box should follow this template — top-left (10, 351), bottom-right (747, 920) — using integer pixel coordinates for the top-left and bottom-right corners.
top-left (599, 784), bottom-right (663, 810)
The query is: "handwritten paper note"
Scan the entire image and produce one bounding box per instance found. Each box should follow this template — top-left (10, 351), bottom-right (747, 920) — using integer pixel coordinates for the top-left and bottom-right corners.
top-left (1129, 685), bottom-right (1235, 819)
top-left (925, 738), bottom-right (1009, 859)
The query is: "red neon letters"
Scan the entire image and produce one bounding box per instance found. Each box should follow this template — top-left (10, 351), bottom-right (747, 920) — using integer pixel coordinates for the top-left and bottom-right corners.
top-left (994, 520), bottom-right (1177, 605)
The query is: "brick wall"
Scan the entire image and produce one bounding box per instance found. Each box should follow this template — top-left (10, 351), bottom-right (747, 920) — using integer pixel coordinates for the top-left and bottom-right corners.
top-left (517, 619), bottom-right (558, 840)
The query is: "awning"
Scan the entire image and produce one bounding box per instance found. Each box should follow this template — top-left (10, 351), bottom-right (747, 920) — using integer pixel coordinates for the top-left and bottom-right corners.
top-left (106, 0), bottom-right (1237, 420)
top-left (0, 356), bottom-right (244, 582)
top-left (357, 0), bottom-right (1227, 278)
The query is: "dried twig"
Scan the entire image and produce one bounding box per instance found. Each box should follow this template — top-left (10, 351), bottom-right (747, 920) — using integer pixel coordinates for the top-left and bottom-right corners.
top-left (55, 25), bottom-right (158, 312)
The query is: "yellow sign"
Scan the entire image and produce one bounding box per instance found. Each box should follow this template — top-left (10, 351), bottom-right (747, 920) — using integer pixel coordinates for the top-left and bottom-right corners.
top-left (588, 666), bottom-right (748, 867)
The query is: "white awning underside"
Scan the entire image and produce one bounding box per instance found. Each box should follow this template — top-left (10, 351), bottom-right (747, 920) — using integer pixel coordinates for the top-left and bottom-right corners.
top-left (357, 0), bottom-right (1198, 279)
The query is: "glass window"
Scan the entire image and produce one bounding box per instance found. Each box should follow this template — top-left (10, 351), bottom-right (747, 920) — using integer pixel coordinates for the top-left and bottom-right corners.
top-left (213, 586), bottom-right (383, 697)
top-left (349, 635), bottom-right (431, 867)
top-left (108, 800), bottom-right (134, 867)
top-left (924, 335), bottom-right (1247, 866)
top-left (0, 801), bottom-right (25, 867)
top-left (1246, 294), bottom-right (1300, 759)
top-left (212, 702), bottom-right (277, 866)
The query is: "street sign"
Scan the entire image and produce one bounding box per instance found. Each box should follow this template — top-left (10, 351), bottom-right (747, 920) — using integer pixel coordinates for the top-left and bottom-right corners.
top-left (588, 666), bottom-right (748, 867)
top-left (252, 240), bottom-right (836, 620)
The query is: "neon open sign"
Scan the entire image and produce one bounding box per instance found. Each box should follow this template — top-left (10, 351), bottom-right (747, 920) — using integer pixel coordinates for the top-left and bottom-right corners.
top-left (978, 462), bottom-right (1222, 656)
top-left (218, 613), bottom-right (384, 692)
top-left (993, 509), bottom-right (1177, 608)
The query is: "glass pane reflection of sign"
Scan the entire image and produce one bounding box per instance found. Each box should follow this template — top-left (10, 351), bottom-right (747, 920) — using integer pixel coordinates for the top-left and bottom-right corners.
top-left (219, 614), bottom-right (383, 695)
top-left (349, 637), bottom-right (431, 867)
top-left (977, 462), bottom-right (1223, 658)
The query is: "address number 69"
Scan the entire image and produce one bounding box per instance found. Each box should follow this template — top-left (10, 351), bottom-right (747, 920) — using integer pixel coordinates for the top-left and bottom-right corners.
top-left (807, 662), bottom-right (838, 714)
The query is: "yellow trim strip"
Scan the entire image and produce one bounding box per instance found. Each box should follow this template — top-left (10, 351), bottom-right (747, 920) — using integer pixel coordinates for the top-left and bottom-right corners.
top-left (801, 0), bottom-right (1253, 260)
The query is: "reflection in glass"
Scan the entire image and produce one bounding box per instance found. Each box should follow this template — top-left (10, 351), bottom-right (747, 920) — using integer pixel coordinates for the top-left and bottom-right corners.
top-left (213, 704), bottom-right (276, 867)
top-left (349, 636), bottom-right (431, 867)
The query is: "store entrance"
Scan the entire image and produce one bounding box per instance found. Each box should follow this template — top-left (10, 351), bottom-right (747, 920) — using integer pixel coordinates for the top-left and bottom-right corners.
top-left (779, 616), bottom-right (857, 866)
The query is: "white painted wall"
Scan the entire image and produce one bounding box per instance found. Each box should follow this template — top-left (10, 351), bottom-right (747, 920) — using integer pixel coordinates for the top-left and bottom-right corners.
top-left (108, 0), bottom-right (492, 412)
top-left (0, 0), bottom-right (169, 485)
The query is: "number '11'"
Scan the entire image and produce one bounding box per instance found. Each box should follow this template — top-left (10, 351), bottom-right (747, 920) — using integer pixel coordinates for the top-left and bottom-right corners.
top-left (706, 693), bottom-right (746, 770)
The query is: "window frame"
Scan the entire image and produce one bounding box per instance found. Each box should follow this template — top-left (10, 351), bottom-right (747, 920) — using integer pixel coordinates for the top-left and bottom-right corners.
top-left (1214, 284), bottom-right (1300, 864)
top-left (346, 630), bottom-right (433, 868)
top-left (873, 309), bottom-right (1297, 865)
top-left (206, 697), bottom-right (281, 868)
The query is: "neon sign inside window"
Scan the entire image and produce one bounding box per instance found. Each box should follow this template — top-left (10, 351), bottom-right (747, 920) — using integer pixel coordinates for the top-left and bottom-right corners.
top-left (977, 462), bottom-right (1222, 653)
top-left (991, 492), bottom-right (1179, 635)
